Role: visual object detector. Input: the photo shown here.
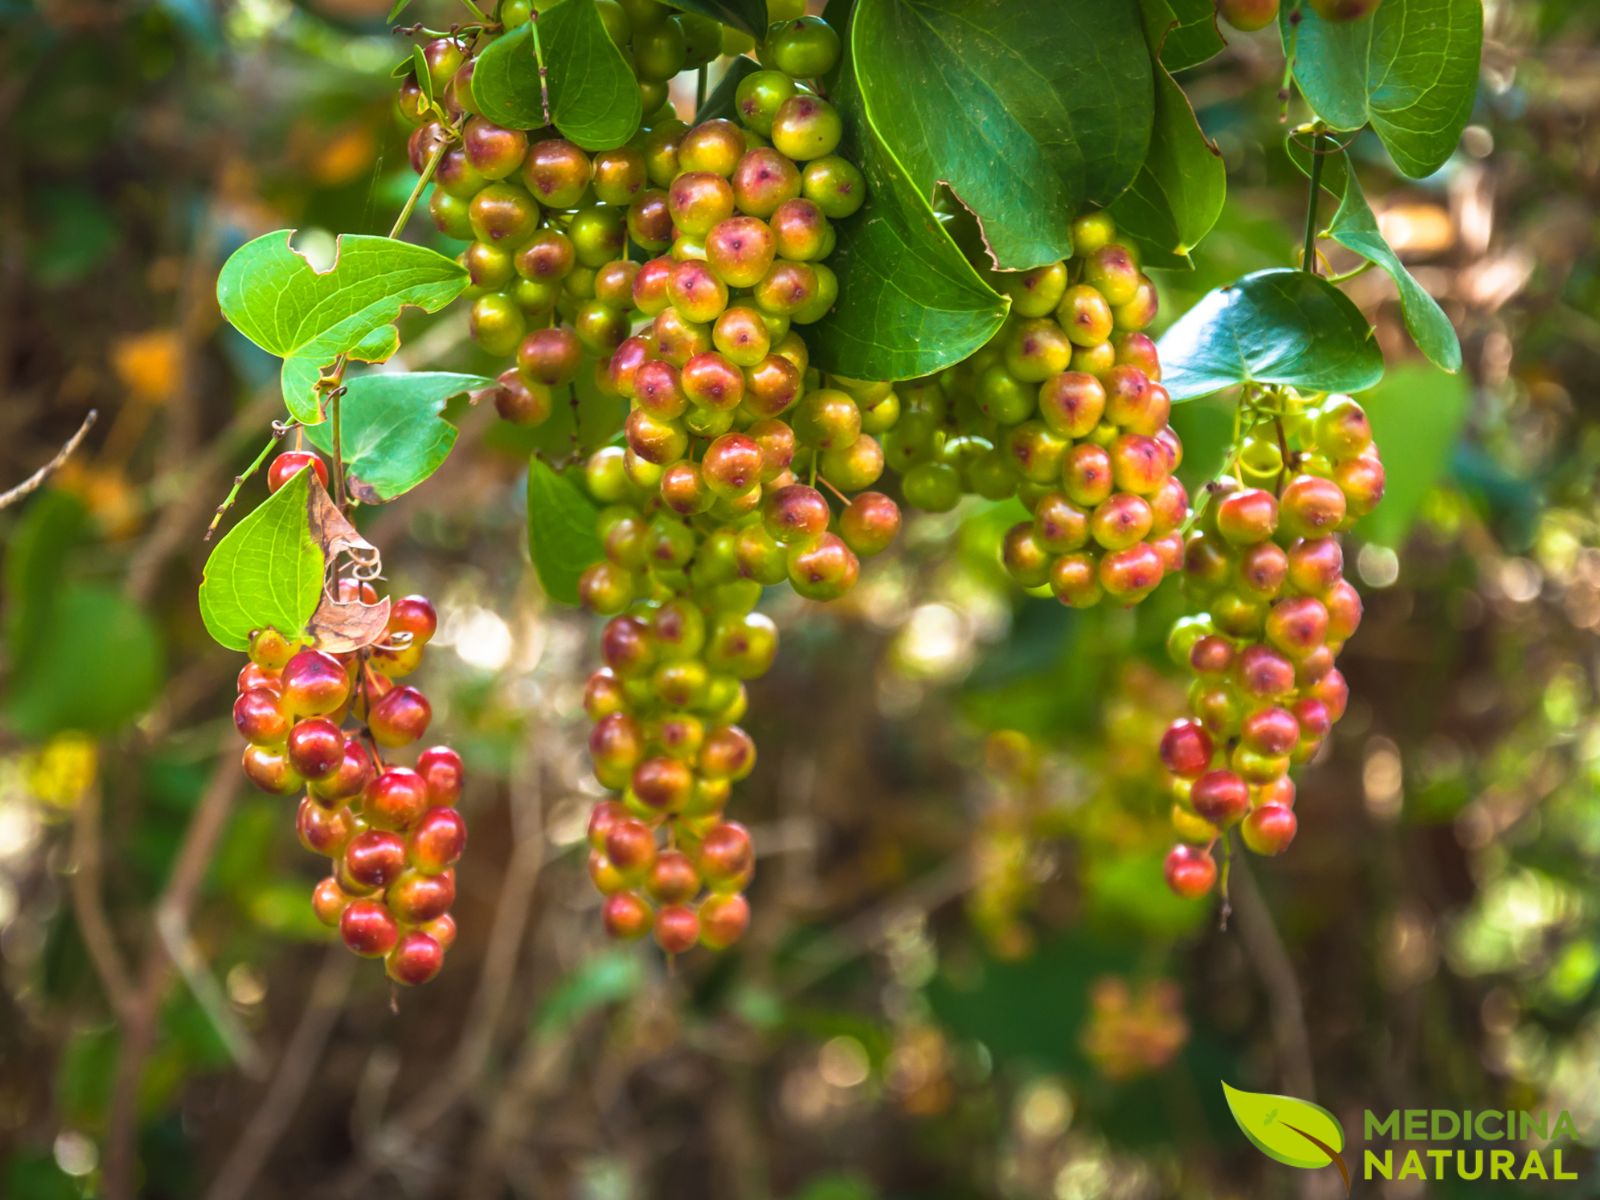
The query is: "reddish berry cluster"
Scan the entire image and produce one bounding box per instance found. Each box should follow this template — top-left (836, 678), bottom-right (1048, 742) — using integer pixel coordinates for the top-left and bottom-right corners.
top-left (1158, 392), bottom-right (1385, 897)
top-left (235, 466), bottom-right (466, 984)
top-left (580, 573), bottom-right (771, 952)
top-left (883, 212), bottom-right (1189, 607)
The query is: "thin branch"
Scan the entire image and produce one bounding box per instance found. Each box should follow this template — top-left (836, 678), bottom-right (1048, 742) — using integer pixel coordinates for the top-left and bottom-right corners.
top-left (103, 747), bottom-right (244, 1200)
top-left (1229, 855), bottom-right (1316, 1098)
top-left (69, 782), bottom-right (135, 1023)
top-left (204, 949), bottom-right (357, 1200)
top-left (0, 409), bottom-right (97, 511)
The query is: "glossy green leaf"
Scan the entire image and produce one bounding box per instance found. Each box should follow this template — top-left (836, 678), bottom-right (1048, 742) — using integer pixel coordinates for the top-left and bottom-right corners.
top-left (199, 467), bottom-right (323, 651)
top-left (1285, 0), bottom-right (1482, 178)
top-left (303, 371), bottom-right (487, 503)
top-left (1356, 362), bottom-right (1469, 548)
top-left (409, 44), bottom-right (433, 107)
top-left (387, 0), bottom-right (413, 21)
top-left (5, 494), bottom-right (163, 736)
top-left (1148, 0), bottom-right (1224, 72)
top-left (473, 2), bottom-right (643, 148)
top-left (1289, 139), bottom-right (1461, 372)
top-left (662, 0), bottom-right (766, 36)
top-left (529, 363), bottom-right (628, 458)
top-left (527, 456), bottom-right (601, 606)
top-left (807, 22), bottom-right (1008, 381)
top-left (1111, 0), bottom-right (1225, 268)
top-left (696, 55), bottom-right (761, 125)
top-left (216, 231), bottom-right (468, 424)
top-left (1222, 1082), bottom-right (1345, 1171)
top-left (1157, 268), bottom-right (1385, 400)
top-left (854, 0), bottom-right (1152, 270)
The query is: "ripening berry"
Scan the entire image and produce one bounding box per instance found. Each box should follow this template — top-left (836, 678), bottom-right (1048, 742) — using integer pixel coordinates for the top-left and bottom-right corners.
top-left (311, 877), bottom-right (352, 928)
top-left (1159, 718), bottom-right (1214, 779)
top-left (650, 904), bottom-right (697, 954)
top-left (1217, 0), bottom-right (1280, 31)
top-left (412, 746), bottom-right (462, 808)
top-left (386, 868), bottom-right (456, 924)
top-left (702, 433), bottom-right (765, 496)
top-left (267, 451), bottom-right (329, 494)
top-left (1279, 475), bottom-right (1348, 540)
top-left (1163, 844), bottom-right (1217, 899)
top-left (340, 900), bottom-right (400, 958)
top-left (307, 739), bottom-right (371, 806)
top-left (1089, 493), bottom-right (1154, 551)
top-left (770, 94), bottom-right (843, 161)
top-left (1049, 553), bottom-right (1102, 608)
top-left (386, 931), bottom-right (445, 986)
top-left (287, 716), bottom-right (345, 781)
top-left (1264, 594), bottom-right (1331, 659)
top-left (1062, 443), bottom-right (1114, 508)
top-left (463, 116), bottom-right (528, 180)
top-left (237, 662), bottom-right (280, 695)
top-left (632, 755), bottom-right (696, 812)
top-left (1241, 706), bottom-right (1300, 756)
top-left (732, 147), bottom-right (803, 217)
top-left (1234, 644), bottom-right (1297, 700)
top-left (1190, 769), bottom-right (1250, 825)
top-left (644, 850), bottom-right (701, 906)
top-left (1215, 488), bottom-right (1279, 546)
top-left (1241, 804), bottom-right (1298, 855)
top-left (408, 806), bottom-right (467, 874)
top-left (745, 353), bottom-right (803, 417)
top-left (518, 327), bottom-right (583, 387)
top-left (279, 650), bottom-right (351, 719)
top-left (234, 688), bottom-right (289, 746)
top-left (839, 492), bottom-right (901, 557)
top-left (763, 484), bottom-right (830, 545)
top-left (602, 891), bottom-right (654, 940)
top-left (362, 767), bottom-right (431, 831)
top-left (242, 745), bottom-right (302, 795)
top-left (1038, 372), bottom-right (1107, 439)
top-left (1334, 453), bottom-right (1386, 518)
top-left (344, 830), bottom-right (407, 890)
top-left (1098, 543), bottom-right (1164, 600)
top-left (699, 821), bottom-right (754, 889)
top-left (699, 724), bottom-right (756, 782)
top-left (699, 892), bottom-right (750, 949)
top-left (296, 798), bottom-right (355, 858)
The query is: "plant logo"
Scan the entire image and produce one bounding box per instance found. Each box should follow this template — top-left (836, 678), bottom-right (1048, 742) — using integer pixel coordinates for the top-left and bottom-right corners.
top-left (1223, 1081), bottom-right (1350, 1195)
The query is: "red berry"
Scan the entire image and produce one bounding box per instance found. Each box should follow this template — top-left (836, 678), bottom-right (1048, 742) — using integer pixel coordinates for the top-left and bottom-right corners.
top-left (286, 716), bottom-right (345, 781)
top-left (1215, 488), bottom-right (1279, 546)
top-left (654, 905), bottom-right (700, 954)
top-left (1163, 844), bottom-right (1217, 899)
top-left (1240, 706), bottom-right (1300, 756)
top-left (344, 829), bottom-right (407, 890)
top-left (408, 806), bottom-right (468, 874)
top-left (340, 900), bottom-right (399, 957)
top-left (234, 688), bottom-right (289, 746)
top-left (415, 745), bottom-right (464, 806)
top-left (267, 451), bottom-right (329, 494)
top-left (388, 595), bottom-right (439, 645)
top-left (385, 930), bottom-right (445, 985)
top-left (602, 891), bottom-right (654, 940)
top-left (369, 685), bottom-right (432, 748)
top-left (362, 767), bottom-right (430, 830)
top-left (699, 822), bottom-right (753, 888)
top-left (297, 798), bottom-right (356, 858)
top-left (645, 850), bottom-right (701, 905)
top-left (386, 868), bottom-right (456, 923)
top-left (1159, 718), bottom-right (1213, 779)
top-left (699, 893), bottom-right (750, 949)
top-left (309, 738), bottom-right (374, 805)
top-left (280, 650), bottom-right (351, 719)
top-left (1190, 769), bottom-right (1250, 826)
top-left (631, 756), bottom-right (695, 812)
top-left (1241, 804), bottom-right (1298, 856)
top-left (311, 876), bottom-right (353, 927)
top-left (241, 745), bottom-right (302, 795)
top-left (699, 724), bottom-right (756, 782)
top-left (423, 913), bottom-right (457, 950)
top-left (1279, 475), bottom-right (1347, 540)
top-left (605, 818), bottom-right (659, 879)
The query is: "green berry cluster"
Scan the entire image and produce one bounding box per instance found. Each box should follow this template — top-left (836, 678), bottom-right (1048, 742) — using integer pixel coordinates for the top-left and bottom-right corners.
top-left (883, 213), bottom-right (1189, 608)
top-left (1159, 391), bottom-right (1386, 898)
top-left (234, 458), bottom-right (466, 984)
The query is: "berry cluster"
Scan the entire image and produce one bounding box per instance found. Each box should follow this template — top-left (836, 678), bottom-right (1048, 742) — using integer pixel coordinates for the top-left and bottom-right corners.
top-left (234, 457), bottom-right (466, 983)
top-left (1158, 391), bottom-right (1385, 897)
top-left (884, 213), bottom-right (1188, 608)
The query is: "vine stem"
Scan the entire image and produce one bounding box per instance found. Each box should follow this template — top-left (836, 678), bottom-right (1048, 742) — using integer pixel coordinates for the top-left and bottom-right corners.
top-left (203, 421), bottom-right (297, 540)
top-left (1302, 130), bottom-right (1325, 275)
top-left (530, 10), bottom-right (551, 126)
top-left (696, 63), bottom-right (708, 117)
top-left (0, 408), bottom-right (97, 511)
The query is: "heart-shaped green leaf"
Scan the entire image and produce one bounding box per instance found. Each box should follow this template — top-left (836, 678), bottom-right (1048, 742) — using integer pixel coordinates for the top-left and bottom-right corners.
top-left (1284, 0), bottom-right (1482, 178)
top-left (1147, 0), bottom-right (1224, 72)
top-left (1289, 139), bottom-right (1461, 372)
top-left (473, 1), bottom-right (642, 148)
top-left (1111, 0), bottom-right (1226, 268)
top-left (1222, 1082), bottom-right (1345, 1171)
top-left (527, 456), bottom-right (601, 606)
top-left (216, 231), bottom-right (469, 424)
top-left (807, 17), bottom-right (1008, 381)
top-left (199, 466), bottom-right (324, 651)
top-left (303, 371), bottom-right (489, 503)
top-left (1355, 362), bottom-right (1469, 548)
top-left (854, 0), bottom-right (1153, 270)
top-left (662, 0), bottom-right (766, 36)
top-left (1157, 268), bottom-right (1385, 400)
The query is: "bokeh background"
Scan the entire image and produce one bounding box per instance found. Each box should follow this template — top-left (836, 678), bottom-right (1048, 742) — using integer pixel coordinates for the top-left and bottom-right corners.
top-left (3, 0), bottom-right (1600, 1197)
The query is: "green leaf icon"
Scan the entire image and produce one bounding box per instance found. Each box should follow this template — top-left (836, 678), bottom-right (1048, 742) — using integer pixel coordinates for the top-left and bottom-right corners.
top-left (1221, 1082), bottom-right (1345, 1171)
